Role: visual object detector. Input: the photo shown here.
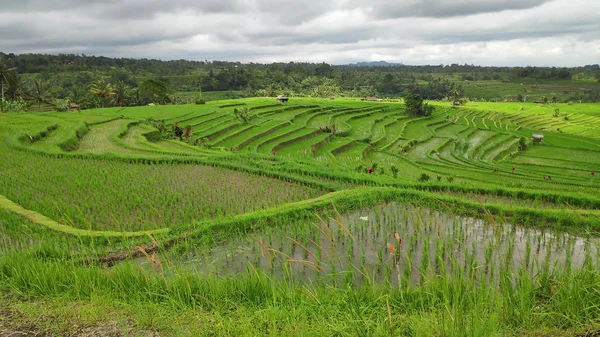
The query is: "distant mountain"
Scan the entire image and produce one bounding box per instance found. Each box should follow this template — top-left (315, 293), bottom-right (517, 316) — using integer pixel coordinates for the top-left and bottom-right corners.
top-left (346, 61), bottom-right (404, 67)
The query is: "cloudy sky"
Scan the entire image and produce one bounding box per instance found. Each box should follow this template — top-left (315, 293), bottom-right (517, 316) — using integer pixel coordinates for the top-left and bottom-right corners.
top-left (1, 0), bottom-right (599, 66)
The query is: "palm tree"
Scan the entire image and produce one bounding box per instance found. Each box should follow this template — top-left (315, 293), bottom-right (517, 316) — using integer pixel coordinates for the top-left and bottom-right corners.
top-left (27, 79), bottom-right (50, 111)
top-left (0, 62), bottom-right (17, 101)
top-left (3, 72), bottom-right (25, 101)
top-left (129, 88), bottom-right (143, 106)
top-left (111, 81), bottom-right (129, 107)
top-left (89, 79), bottom-right (115, 107)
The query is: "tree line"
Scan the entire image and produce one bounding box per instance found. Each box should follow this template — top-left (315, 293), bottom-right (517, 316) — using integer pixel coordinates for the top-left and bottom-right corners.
top-left (1, 52), bottom-right (599, 112)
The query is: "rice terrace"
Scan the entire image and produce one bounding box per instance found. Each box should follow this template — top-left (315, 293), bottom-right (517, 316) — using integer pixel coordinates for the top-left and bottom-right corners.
top-left (1, 91), bottom-right (600, 335)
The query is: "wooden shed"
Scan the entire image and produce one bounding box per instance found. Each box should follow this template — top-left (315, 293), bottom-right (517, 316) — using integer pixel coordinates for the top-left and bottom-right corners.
top-left (277, 95), bottom-right (289, 103)
top-left (532, 133), bottom-right (544, 143)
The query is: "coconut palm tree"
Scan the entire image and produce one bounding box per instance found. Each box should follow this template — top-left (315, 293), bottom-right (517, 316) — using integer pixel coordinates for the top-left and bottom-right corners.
top-left (89, 79), bottom-right (115, 107)
top-left (0, 62), bottom-right (17, 101)
top-left (129, 88), bottom-right (143, 106)
top-left (4, 72), bottom-right (25, 101)
top-left (27, 79), bottom-right (50, 111)
top-left (111, 81), bottom-right (129, 107)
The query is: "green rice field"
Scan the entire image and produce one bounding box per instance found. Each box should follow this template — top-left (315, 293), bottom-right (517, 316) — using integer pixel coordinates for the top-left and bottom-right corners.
top-left (1, 97), bottom-right (599, 336)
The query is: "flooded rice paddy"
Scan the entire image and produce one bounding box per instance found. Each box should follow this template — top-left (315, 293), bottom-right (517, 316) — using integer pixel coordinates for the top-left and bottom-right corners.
top-left (145, 202), bottom-right (600, 285)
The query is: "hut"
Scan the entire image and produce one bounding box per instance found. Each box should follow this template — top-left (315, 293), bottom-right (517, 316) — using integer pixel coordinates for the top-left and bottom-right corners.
top-left (277, 95), bottom-right (289, 103)
top-left (532, 133), bottom-right (544, 143)
top-left (69, 103), bottom-right (80, 111)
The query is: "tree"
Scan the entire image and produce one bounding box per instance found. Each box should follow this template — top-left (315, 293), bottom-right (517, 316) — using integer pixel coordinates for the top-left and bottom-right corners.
top-left (0, 62), bottom-right (17, 101)
top-left (3, 72), bottom-right (25, 101)
top-left (404, 93), bottom-right (435, 116)
top-left (27, 79), bottom-right (51, 110)
top-left (68, 87), bottom-right (93, 109)
top-left (233, 107), bottom-right (252, 123)
top-left (315, 62), bottom-right (333, 77)
top-left (139, 78), bottom-right (171, 105)
top-left (89, 79), bottom-right (115, 107)
top-left (129, 88), bottom-right (143, 106)
top-left (111, 81), bottom-right (130, 107)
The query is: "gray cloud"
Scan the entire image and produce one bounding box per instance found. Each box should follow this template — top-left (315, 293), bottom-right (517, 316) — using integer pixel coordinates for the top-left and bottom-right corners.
top-left (0, 0), bottom-right (598, 66)
top-left (358, 0), bottom-right (552, 19)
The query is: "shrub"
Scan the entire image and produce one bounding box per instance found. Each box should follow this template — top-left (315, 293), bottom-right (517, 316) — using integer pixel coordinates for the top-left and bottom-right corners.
top-left (518, 137), bottom-right (527, 150)
top-left (418, 173), bottom-right (430, 182)
top-left (404, 93), bottom-right (434, 117)
top-left (195, 98), bottom-right (206, 104)
top-left (233, 107), bottom-right (252, 123)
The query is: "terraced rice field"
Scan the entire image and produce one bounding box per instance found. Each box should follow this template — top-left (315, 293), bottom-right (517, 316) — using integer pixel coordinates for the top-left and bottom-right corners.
top-left (1, 98), bottom-right (599, 336)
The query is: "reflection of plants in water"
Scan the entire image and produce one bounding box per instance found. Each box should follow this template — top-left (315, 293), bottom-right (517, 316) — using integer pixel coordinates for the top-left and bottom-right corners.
top-left (192, 202), bottom-right (598, 289)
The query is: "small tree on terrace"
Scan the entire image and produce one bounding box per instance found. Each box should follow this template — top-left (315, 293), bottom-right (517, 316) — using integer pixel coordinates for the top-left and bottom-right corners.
top-left (233, 106), bottom-right (252, 123)
top-left (404, 93), bottom-right (434, 117)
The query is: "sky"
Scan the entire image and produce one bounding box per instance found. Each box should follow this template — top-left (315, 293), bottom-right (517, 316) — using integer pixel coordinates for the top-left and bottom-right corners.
top-left (1, 0), bottom-right (599, 66)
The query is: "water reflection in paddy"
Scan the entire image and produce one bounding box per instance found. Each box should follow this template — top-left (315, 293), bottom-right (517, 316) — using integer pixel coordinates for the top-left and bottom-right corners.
top-left (157, 202), bottom-right (600, 285)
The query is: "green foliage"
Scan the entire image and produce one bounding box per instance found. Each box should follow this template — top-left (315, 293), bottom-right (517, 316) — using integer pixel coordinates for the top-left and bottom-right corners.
top-left (418, 173), bottom-right (430, 182)
top-left (233, 106), bottom-right (252, 123)
top-left (139, 78), bottom-right (171, 105)
top-left (390, 165), bottom-right (399, 178)
top-left (519, 137), bottom-right (527, 150)
top-left (0, 97), bottom-right (26, 112)
top-left (89, 79), bottom-right (115, 108)
top-left (404, 93), bottom-right (434, 116)
top-left (51, 98), bottom-right (69, 111)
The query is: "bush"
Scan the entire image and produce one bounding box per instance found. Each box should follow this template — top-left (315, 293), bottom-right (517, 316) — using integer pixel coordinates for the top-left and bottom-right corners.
top-left (418, 173), bottom-right (430, 182)
top-left (233, 107), bottom-right (252, 123)
top-left (404, 93), bottom-right (434, 117)
top-left (518, 137), bottom-right (527, 150)
top-left (195, 98), bottom-right (206, 104)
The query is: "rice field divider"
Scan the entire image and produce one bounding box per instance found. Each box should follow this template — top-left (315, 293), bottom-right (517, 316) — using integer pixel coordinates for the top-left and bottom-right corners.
top-left (0, 194), bottom-right (169, 238)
